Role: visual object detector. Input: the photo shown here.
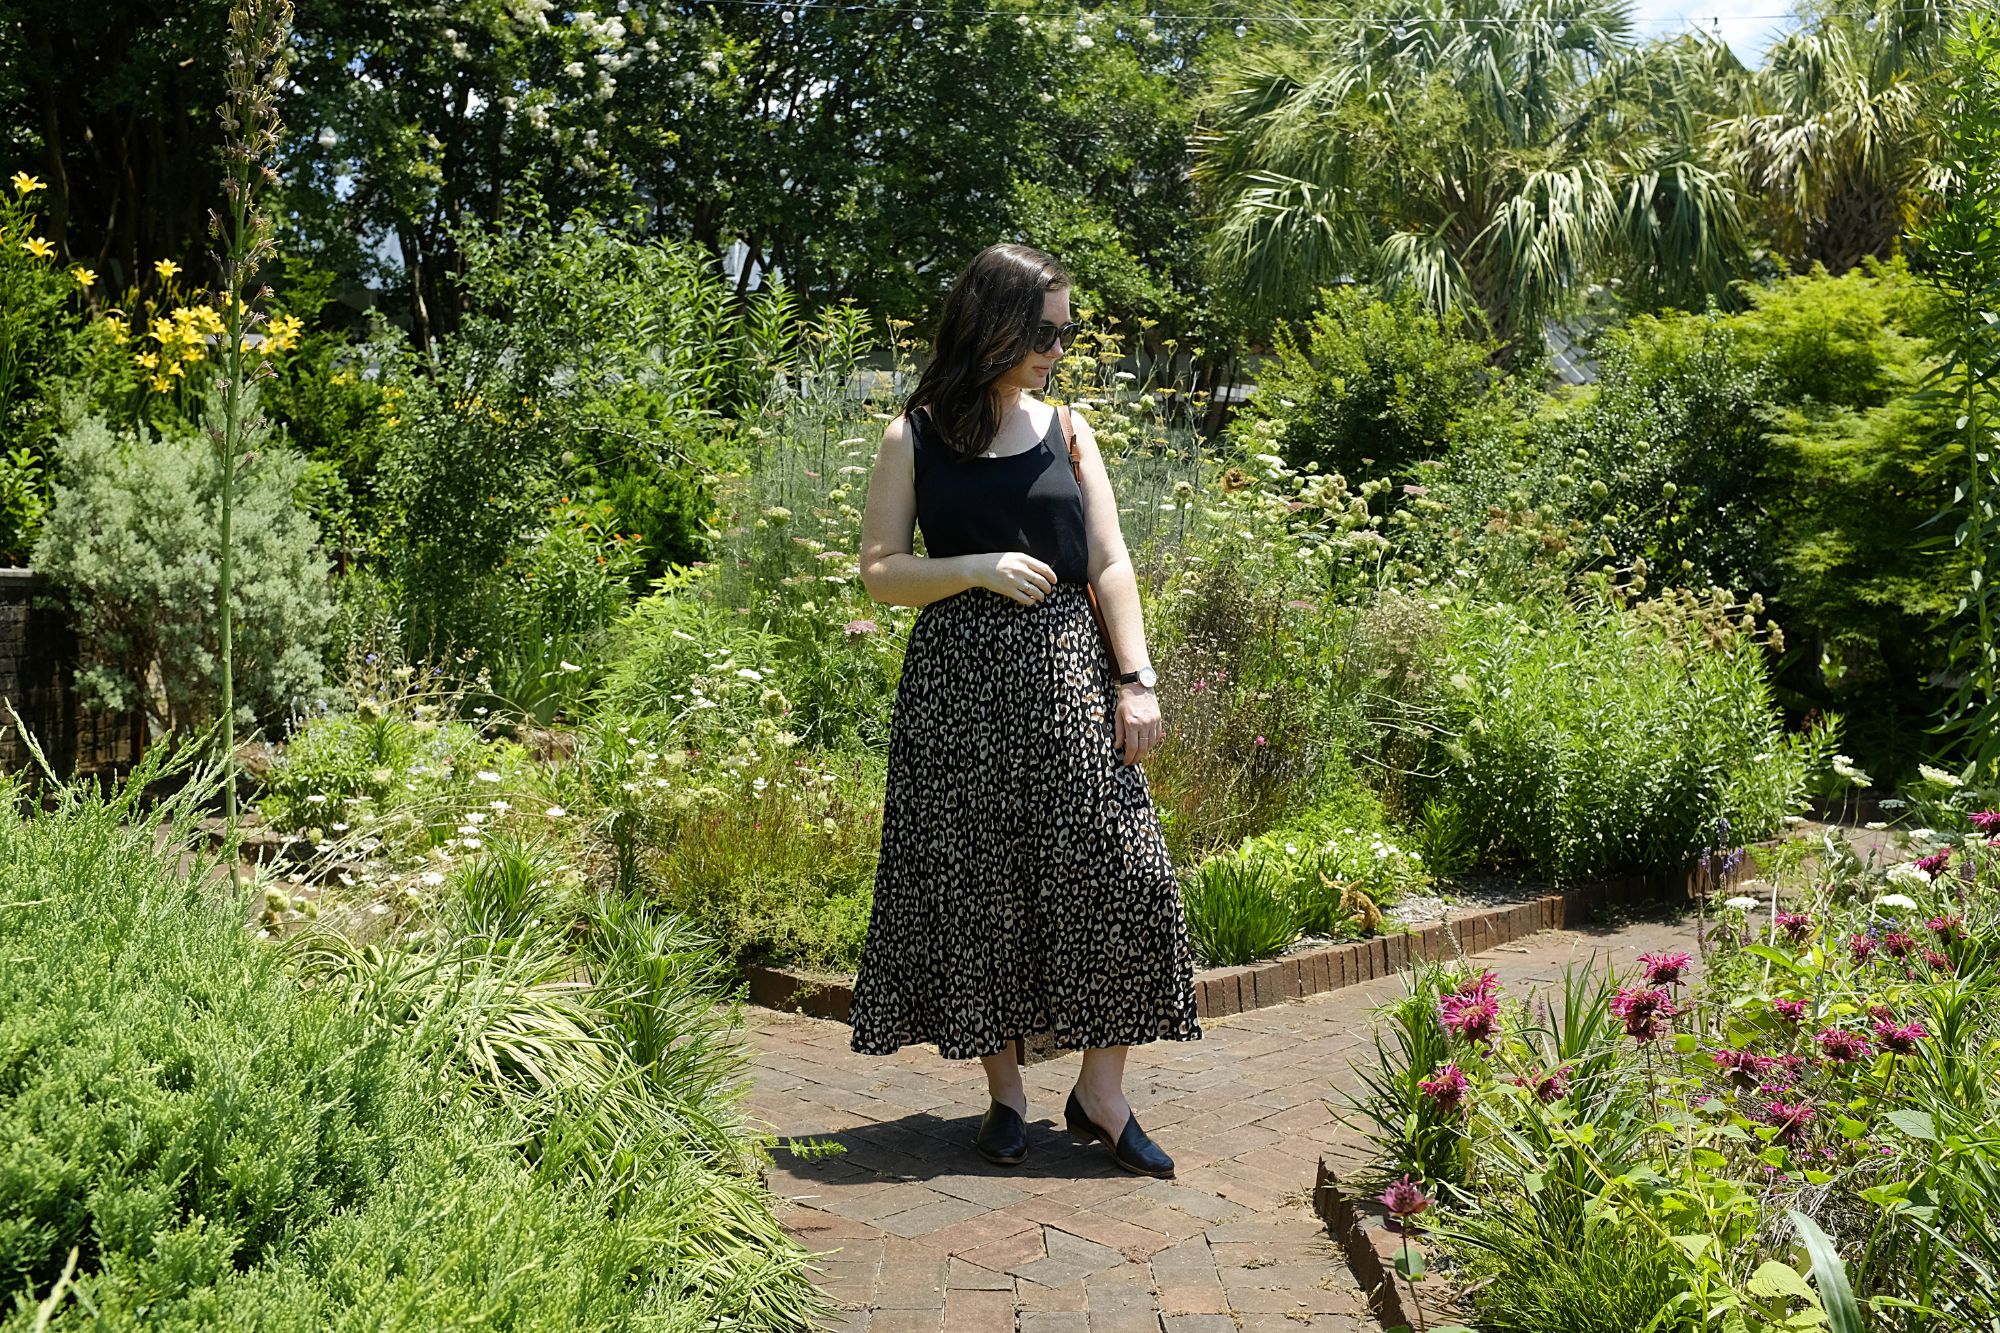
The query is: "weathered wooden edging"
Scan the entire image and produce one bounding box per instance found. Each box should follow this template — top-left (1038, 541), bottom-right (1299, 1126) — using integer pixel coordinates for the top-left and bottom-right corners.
top-left (739, 853), bottom-right (1759, 1061)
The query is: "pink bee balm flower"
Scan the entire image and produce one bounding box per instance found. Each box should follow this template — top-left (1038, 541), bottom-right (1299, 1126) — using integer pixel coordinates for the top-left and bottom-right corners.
top-left (1712, 1048), bottom-right (1773, 1090)
top-left (1914, 847), bottom-right (1953, 876)
top-left (1513, 1064), bottom-right (1573, 1103)
top-left (1439, 991), bottom-right (1499, 1045)
top-left (1639, 950), bottom-right (1692, 985)
top-left (1927, 914), bottom-right (1964, 940)
top-left (1815, 1027), bottom-right (1873, 1064)
top-left (1849, 934), bottom-right (1878, 964)
top-left (1882, 932), bottom-right (1918, 960)
top-left (1253, 735), bottom-right (1266, 746)
top-left (1872, 1019), bottom-right (1928, 1054)
top-left (1610, 985), bottom-right (1676, 1042)
top-left (1453, 968), bottom-right (1501, 999)
top-left (1418, 1063), bottom-right (1471, 1115)
top-left (1773, 998), bottom-right (1808, 1024)
top-left (1763, 1099), bottom-right (1816, 1145)
top-left (1775, 911), bottom-right (1813, 942)
top-left (1867, 1003), bottom-right (1896, 1022)
top-left (1379, 1174), bottom-right (1433, 1220)
top-left (1970, 810), bottom-right (2000, 833)
top-left (1923, 948), bottom-right (1954, 974)
top-left (843, 618), bottom-right (880, 636)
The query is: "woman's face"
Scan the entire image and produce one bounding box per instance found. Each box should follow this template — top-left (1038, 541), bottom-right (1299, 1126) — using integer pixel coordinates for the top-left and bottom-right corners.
top-left (996, 285), bottom-right (1073, 394)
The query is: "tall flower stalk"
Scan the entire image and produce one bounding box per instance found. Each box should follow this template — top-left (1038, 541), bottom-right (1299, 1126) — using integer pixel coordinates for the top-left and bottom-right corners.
top-left (208, 0), bottom-right (295, 826)
top-left (1918, 13), bottom-right (2000, 780)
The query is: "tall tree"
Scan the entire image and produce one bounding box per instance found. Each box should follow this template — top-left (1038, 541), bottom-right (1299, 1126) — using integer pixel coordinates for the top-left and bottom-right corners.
top-left (1718, 0), bottom-right (1960, 277)
top-left (1190, 0), bottom-right (1752, 361)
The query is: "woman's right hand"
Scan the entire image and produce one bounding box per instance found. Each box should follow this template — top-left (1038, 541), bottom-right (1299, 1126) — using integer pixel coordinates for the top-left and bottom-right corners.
top-left (980, 552), bottom-right (1059, 605)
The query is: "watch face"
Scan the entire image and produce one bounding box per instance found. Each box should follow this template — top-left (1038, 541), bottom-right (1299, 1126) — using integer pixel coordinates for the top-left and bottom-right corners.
top-left (1138, 666), bottom-right (1157, 687)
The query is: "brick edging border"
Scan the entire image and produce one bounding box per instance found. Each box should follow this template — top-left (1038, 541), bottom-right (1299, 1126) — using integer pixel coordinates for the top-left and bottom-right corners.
top-left (1313, 1155), bottom-right (1460, 1330)
top-left (739, 854), bottom-right (1759, 1049)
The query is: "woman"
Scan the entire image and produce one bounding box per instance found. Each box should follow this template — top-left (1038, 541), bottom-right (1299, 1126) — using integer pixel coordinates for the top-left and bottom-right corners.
top-left (847, 243), bottom-right (1202, 1180)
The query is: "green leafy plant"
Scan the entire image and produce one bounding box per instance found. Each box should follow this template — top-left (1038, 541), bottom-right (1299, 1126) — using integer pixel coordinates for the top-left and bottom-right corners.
top-left (1182, 852), bottom-right (1300, 966)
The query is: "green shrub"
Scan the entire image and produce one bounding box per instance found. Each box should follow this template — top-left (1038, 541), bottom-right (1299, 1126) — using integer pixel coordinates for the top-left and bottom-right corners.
top-left (32, 402), bottom-right (331, 734)
top-left (1226, 283), bottom-right (1502, 482)
top-left (1182, 854), bottom-right (1300, 966)
top-left (0, 755), bottom-right (828, 1332)
top-left (1423, 598), bottom-right (1826, 879)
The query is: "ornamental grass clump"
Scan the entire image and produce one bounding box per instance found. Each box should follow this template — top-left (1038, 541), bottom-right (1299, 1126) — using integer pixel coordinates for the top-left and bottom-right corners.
top-left (0, 746), bottom-right (831, 1332)
top-left (1336, 814), bottom-right (2000, 1332)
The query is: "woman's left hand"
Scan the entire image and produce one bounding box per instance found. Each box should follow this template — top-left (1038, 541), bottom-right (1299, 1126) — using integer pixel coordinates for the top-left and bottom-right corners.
top-left (1115, 686), bottom-right (1163, 766)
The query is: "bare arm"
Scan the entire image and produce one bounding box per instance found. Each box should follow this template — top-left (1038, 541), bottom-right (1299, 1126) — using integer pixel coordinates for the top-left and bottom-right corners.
top-left (1066, 406), bottom-right (1151, 677)
top-left (857, 413), bottom-right (1053, 607)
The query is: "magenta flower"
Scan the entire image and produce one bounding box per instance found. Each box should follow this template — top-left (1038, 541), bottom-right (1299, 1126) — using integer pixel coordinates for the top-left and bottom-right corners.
top-left (1872, 1019), bottom-right (1929, 1054)
top-left (1849, 934), bottom-right (1878, 964)
top-left (1773, 998), bottom-right (1808, 1024)
top-left (1640, 950), bottom-right (1692, 985)
top-left (1610, 985), bottom-right (1676, 1042)
top-left (1453, 968), bottom-right (1501, 999)
top-left (1914, 847), bottom-right (1953, 877)
top-left (1763, 1098), bottom-right (1816, 1146)
top-left (1379, 1174), bottom-right (1433, 1220)
top-left (1513, 1064), bottom-right (1573, 1103)
top-left (1439, 991), bottom-right (1500, 1045)
top-left (1712, 1048), bottom-right (1773, 1090)
top-left (1882, 931), bottom-right (1918, 959)
top-left (1866, 1002), bottom-right (1896, 1022)
top-left (1775, 911), bottom-right (1813, 942)
top-left (1815, 1027), bottom-right (1873, 1065)
top-left (1418, 1063), bottom-right (1470, 1115)
top-left (1971, 811), bottom-right (2000, 833)
top-left (1253, 735), bottom-right (1266, 747)
top-left (1923, 948), bottom-right (1954, 974)
top-left (1927, 914), bottom-right (1964, 941)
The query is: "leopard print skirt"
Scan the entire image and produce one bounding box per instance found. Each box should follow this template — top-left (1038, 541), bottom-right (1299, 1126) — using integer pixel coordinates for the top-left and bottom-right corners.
top-left (848, 580), bottom-right (1203, 1060)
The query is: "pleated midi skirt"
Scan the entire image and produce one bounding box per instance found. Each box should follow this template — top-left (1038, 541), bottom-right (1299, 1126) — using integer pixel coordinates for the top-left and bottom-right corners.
top-left (848, 580), bottom-right (1203, 1060)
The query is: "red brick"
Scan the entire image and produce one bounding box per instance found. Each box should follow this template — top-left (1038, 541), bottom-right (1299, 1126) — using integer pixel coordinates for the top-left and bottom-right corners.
top-left (942, 1287), bottom-right (1013, 1333)
top-left (1370, 936), bottom-right (1391, 977)
top-left (1383, 933), bottom-right (1410, 973)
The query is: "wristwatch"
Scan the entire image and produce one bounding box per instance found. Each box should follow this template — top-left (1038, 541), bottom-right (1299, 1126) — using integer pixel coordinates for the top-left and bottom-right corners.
top-left (1117, 664), bottom-right (1157, 689)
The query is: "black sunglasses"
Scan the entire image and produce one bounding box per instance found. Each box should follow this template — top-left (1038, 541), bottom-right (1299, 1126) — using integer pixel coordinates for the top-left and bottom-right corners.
top-left (1031, 319), bottom-right (1083, 354)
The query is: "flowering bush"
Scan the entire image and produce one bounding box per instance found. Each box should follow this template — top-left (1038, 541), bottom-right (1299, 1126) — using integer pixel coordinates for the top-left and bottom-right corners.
top-left (1340, 822), bottom-right (2000, 1331)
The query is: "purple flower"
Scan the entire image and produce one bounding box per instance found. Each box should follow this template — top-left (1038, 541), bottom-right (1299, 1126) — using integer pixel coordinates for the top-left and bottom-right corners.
top-left (1762, 1099), bottom-right (1816, 1145)
top-left (1640, 950), bottom-right (1692, 985)
top-left (1611, 985), bottom-right (1676, 1042)
top-left (1873, 1019), bottom-right (1928, 1054)
top-left (1513, 1064), bottom-right (1573, 1103)
top-left (1773, 998), bottom-right (1808, 1024)
top-left (1418, 1063), bottom-right (1470, 1115)
top-left (1775, 911), bottom-right (1813, 942)
top-left (1815, 1027), bottom-right (1873, 1065)
top-left (1380, 1173), bottom-right (1433, 1220)
top-left (1439, 991), bottom-right (1499, 1045)
top-left (1712, 1047), bottom-right (1772, 1090)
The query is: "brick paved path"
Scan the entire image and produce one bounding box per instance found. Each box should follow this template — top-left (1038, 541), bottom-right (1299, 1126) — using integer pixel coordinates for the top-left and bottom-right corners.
top-left (742, 912), bottom-right (1707, 1333)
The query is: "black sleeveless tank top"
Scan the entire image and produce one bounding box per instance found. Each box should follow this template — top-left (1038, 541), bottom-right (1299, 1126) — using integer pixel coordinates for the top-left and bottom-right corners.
top-left (910, 404), bottom-right (1090, 586)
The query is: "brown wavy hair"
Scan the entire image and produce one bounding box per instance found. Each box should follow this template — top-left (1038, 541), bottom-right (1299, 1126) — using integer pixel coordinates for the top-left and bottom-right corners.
top-left (903, 243), bottom-right (1072, 462)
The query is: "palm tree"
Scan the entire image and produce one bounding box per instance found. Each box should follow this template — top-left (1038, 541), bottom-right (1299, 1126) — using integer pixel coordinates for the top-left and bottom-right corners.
top-left (1191, 0), bottom-right (1752, 363)
top-left (1717, 0), bottom-right (1959, 277)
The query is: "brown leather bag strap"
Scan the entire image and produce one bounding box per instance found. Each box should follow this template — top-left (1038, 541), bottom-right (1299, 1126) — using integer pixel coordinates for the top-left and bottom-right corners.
top-left (1058, 403), bottom-right (1082, 473)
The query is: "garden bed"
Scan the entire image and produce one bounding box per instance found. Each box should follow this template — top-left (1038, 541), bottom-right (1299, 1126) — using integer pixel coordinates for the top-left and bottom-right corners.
top-left (741, 851), bottom-right (1759, 1063)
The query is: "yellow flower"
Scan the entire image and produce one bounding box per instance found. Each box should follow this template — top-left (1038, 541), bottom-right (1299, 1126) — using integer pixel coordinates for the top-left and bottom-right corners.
top-left (72, 267), bottom-right (95, 289)
top-left (21, 236), bottom-right (52, 259)
top-left (10, 172), bottom-right (44, 195)
top-left (150, 374), bottom-right (173, 394)
top-left (167, 360), bottom-right (186, 377)
top-left (101, 314), bottom-right (130, 344)
top-left (134, 351), bottom-right (158, 370)
top-left (154, 258), bottom-right (181, 280)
